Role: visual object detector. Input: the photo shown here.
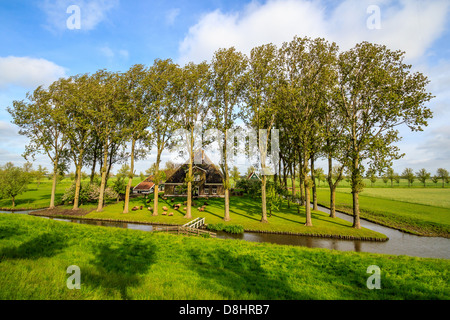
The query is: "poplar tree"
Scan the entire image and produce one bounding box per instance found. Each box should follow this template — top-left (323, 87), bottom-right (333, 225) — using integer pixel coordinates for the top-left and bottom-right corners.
top-left (175, 61), bottom-right (211, 220)
top-left (242, 43), bottom-right (280, 223)
top-left (210, 47), bottom-right (247, 221)
top-left (280, 37), bottom-right (338, 226)
top-left (121, 64), bottom-right (151, 213)
top-left (144, 59), bottom-right (180, 216)
top-left (8, 84), bottom-right (68, 209)
top-left (335, 42), bottom-right (433, 228)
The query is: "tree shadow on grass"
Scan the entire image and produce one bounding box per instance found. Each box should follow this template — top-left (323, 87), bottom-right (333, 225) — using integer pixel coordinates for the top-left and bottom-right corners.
top-left (187, 247), bottom-right (303, 299)
top-left (0, 232), bottom-right (67, 261)
top-left (83, 237), bottom-right (157, 300)
top-left (0, 226), bottom-right (23, 240)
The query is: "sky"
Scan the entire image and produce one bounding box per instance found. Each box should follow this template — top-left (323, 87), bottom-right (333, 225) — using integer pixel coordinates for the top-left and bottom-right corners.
top-left (0, 0), bottom-right (449, 176)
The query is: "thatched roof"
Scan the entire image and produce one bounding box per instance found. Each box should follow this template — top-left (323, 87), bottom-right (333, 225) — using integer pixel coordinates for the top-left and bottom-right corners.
top-left (165, 150), bottom-right (223, 184)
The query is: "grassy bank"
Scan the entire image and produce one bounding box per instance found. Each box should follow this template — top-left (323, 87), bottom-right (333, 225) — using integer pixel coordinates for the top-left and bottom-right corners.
top-left (0, 213), bottom-right (448, 300)
top-left (78, 195), bottom-right (387, 240)
top-left (316, 188), bottom-right (450, 238)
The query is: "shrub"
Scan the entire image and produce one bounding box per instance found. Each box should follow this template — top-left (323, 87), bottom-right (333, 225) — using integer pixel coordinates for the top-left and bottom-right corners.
top-left (62, 182), bottom-right (118, 204)
top-left (207, 223), bottom-right (244, 234)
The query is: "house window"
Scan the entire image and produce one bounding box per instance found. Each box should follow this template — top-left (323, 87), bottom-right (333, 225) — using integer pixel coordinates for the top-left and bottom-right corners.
top-left (174, 186), bottom-right (179, 195)
top-left (194, 174), bottom-right (201, 182)
top-left (204, 187), bottom-right (209, 195)
top-left (212, 187), bottom-right (217, 195)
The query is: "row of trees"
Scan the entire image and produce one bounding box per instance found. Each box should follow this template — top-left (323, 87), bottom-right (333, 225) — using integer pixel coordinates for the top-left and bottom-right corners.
top-left (367, 167), bottom-right (450, 188)
top-left (8, 35), bottom-right (433, 228)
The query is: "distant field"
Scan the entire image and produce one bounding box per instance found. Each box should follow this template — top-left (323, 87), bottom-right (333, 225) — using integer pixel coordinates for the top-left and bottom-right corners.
top-left (335, 188), bottom-right (450, 209)
top-left (316, 188), bottom-right (450, 237)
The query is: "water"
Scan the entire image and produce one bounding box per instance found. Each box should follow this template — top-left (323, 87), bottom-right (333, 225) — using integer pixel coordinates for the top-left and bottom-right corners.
top-left (1, 208), bottom-right (449, 259)
top-left (216, 206), bottom-right (450, 259)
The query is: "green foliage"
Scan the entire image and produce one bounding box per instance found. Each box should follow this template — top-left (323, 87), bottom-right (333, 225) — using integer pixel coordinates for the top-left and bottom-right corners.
top-left (0, 162), bottom-right (32, 208)
top-left (207, 223), bottom-right (244, 234)
top-left (235, 178), bottom-right (261, 198)
top-left (61, 183), bottom-right (118, 205)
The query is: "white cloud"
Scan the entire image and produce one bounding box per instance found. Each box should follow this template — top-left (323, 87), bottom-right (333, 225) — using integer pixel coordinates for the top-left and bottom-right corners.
top-left (178, 0), bottom-right (450, 65)
top-left (99, 46), bottom-right (115, 59)
top-left (166, 8), bottom-right (181, 26)
top-left (40, 0), bottom-right (119, 32)
top-left (0, 56), bottom-right (66, 90)
top-left (98, 46), bottom-right (129, 60)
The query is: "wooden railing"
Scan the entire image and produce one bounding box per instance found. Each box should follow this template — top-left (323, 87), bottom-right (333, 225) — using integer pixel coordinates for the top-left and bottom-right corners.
top-left (183, 217), bottom-right (205, 229)
top-left (153, 225), bottom-right (216, 238)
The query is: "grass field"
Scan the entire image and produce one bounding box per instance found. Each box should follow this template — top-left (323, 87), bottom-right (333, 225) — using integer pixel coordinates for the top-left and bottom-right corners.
top-left (0, 213), bottom-right (448, 300)
top-left (316, 188), bottom-right (450, 237)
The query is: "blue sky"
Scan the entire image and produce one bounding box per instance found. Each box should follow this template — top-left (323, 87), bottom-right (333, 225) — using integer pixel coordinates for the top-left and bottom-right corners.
top-left (0, 0), bottom-right (449, 175)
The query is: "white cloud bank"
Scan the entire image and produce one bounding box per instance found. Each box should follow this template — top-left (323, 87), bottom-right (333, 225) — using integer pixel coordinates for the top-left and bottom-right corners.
top-left (0, 56), bottom-right (66, 90)
top-left (178, 0), bottom-right (450, 65)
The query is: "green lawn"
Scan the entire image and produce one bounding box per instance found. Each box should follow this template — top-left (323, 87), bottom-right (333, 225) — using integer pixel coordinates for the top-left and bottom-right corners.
top-left (0, 213), bottom-right (448, 300)
top-left (82, 194), bottom-right (386, 240)
top-left (316, 188), bottom-right (450, 237)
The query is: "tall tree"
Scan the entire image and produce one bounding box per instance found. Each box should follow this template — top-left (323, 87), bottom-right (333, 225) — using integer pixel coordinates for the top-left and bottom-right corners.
top-left (121, 64), bottom-right (151, 213)
top-left (335, 42), bottom-right (433, 228)
top-left (436, 168), bottom-right (449, 188)
top-left (242, 43), bottom-right (280, 223)
top-left (63, 74), bottom-right (96, 210)
top-left (280, 37), bottom-right (338, 226)
top-left (8, 84), bottom-right (68, 209)
top-left (416, 168), bottom-right (430, 187)
top-left (90, 70), bottom-right (128, 212)
top-left (145, 59), bottom-right (180, 216)
top-left (402, 168), bottom-right (415, 187)
top-left (210, 47), bottom-right (247, 221)
top-left (176, 61), bottom-right (211, 220)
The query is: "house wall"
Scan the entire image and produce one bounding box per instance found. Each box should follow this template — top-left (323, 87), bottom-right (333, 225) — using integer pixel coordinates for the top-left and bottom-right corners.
top-left (164, 183), bottom-right (224, 197)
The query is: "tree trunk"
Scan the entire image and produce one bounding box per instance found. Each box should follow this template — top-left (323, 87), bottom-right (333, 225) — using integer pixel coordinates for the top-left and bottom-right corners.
top-left (351, 155), bottom-right (361, 229)
top-left (311, 156), bottom-right (318, 211)
top-left (49, 158), bottom-right (58, 209)
top-left (261, 174), bottom-right (268, 223)
top-left (330, 186), bottom-right (336, 218)
top-left (11, 196), bottom-right (15, 209)
top-left (123, 139), bottom-right (135, 214)
top-left (73, 162), bottom-right (82, 210)
top-left (153, 156), bottom-right (161, 216)
top-left (185, 145), bottom-right (193, 220)
top-left (298, 156), bottom-right (305, 206)
top-left (304, 178), bottom-right (312, 226)
top-left (97, 141), bottom-right (109, 212)
top-left (291, 167), bottom-right (296, 197)
top-left (352, 190), bottom-right (361, 229)
top-left (327, 155), bottom-right (336, 218)
top-left (224, 188), bottom-right (230, 221)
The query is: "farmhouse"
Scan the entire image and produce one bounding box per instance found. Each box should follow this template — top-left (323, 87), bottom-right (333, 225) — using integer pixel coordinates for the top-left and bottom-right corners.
top-left (164, 150), bottom-right (224, 197)
top-left (133, 176), bottom-right (164, 194)
top-left (247, 171), bottom-right (261, 181)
